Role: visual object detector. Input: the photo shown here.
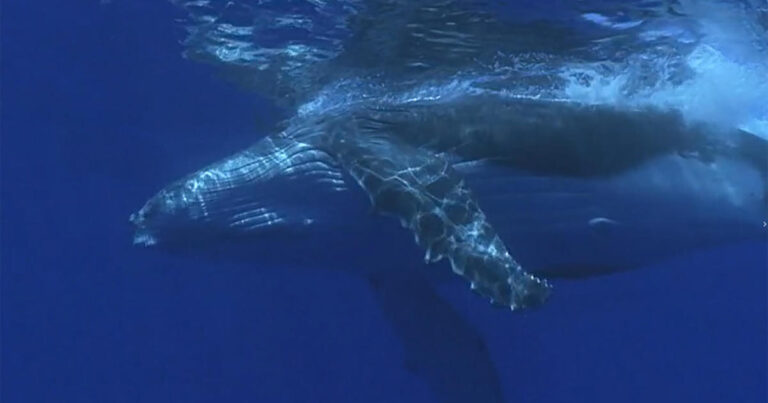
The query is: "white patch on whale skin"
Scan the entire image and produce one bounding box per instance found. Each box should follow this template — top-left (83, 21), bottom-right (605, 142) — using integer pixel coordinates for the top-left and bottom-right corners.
top-left (588, 217), bottom-right (620, 237)
top-left (588, 217), bottom-right (619, 227)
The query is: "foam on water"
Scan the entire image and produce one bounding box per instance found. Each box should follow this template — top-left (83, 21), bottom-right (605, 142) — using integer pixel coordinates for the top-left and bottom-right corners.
top-left (564, 0), bottom-right (768, 138)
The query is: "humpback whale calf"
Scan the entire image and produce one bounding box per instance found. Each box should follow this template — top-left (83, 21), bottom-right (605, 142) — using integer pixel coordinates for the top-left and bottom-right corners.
top-left (131, 92), bottom-right (766, 308)
top-left (131, 1), bottom-right (767, 402)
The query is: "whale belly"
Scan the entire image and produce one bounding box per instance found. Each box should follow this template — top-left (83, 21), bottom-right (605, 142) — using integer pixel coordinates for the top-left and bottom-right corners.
top-left (459, 154), bottom-right (766, 278)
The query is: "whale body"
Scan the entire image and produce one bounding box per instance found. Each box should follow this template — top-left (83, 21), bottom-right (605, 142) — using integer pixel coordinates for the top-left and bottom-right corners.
top-left (131, 94), bottom-right (766, 282)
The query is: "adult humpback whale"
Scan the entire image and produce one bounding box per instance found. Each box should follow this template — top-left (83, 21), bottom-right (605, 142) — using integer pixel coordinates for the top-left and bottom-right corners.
top-left (131, 1), bottom-right (766, 402)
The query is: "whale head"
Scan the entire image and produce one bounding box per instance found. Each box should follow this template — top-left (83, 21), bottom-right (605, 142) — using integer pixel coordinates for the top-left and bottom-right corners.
top-left (130, 135), bottom-right (359, 248)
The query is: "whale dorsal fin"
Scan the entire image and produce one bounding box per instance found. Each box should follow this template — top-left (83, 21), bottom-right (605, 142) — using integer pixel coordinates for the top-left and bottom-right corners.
top-left (329, 132), bottom-right (551, 310)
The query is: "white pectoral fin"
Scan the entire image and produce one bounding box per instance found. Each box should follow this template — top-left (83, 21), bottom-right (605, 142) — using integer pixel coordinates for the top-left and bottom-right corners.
top-left (336, 135), bottom-right (551, 311)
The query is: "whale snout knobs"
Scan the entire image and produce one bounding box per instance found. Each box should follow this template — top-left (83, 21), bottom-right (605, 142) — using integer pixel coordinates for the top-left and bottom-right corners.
top-left (129, 206), bottom-right (154, 246)
top-left (129, 178), bottom-right (210, 247)
top-left (129, 189), bottom-right (179, 247)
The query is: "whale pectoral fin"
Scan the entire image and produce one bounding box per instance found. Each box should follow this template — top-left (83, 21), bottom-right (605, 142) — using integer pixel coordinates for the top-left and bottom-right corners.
top-left (336, 137), bottom-right (551, 310)
top-left (367, 270), bottom-right (504, 403)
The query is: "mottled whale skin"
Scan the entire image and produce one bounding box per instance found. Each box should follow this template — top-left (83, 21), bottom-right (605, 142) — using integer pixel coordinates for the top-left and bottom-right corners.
top-left (131, 92), bottom-right (766, 284)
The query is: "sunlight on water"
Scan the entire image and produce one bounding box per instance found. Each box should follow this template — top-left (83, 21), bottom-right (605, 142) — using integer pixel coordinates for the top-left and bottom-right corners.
top-left (174, 0), bottom-right (767, 139)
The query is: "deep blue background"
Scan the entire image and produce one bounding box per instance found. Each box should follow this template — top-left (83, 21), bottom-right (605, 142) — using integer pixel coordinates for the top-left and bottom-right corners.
top-left (2, 1), bottom-right (766, 402)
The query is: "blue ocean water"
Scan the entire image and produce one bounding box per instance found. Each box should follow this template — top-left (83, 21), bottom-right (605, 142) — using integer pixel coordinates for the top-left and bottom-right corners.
top-left (1, 1), bottom-right (766, 403)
